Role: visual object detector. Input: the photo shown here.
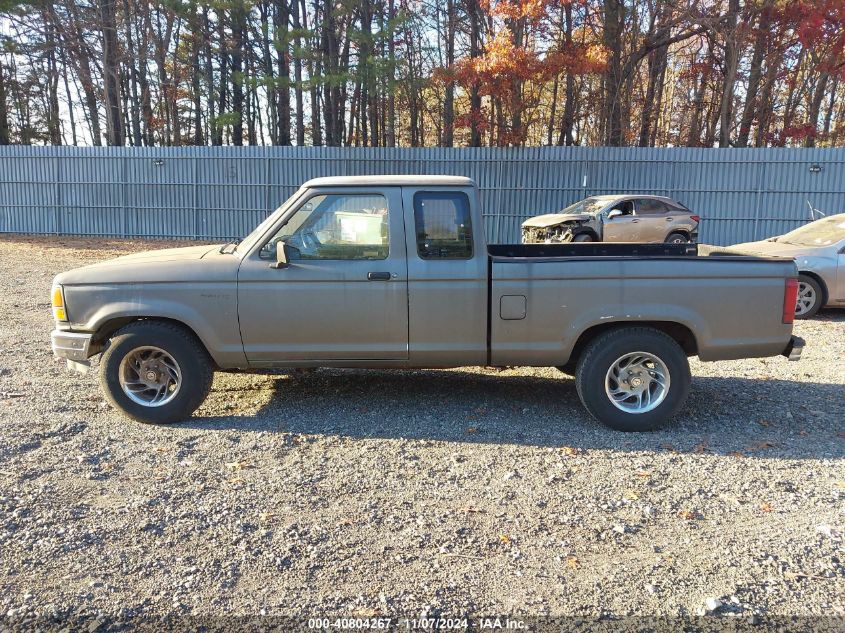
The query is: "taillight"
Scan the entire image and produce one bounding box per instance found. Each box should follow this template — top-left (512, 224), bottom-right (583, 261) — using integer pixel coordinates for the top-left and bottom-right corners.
top-left (783, 278), bottom-right (798, 324)
top-left (690, 215), bottom-right (700, 224)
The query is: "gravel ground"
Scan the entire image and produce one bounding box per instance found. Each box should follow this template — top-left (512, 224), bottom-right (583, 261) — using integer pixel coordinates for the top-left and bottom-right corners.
top-left (0, 235), bottom-right (843, 626)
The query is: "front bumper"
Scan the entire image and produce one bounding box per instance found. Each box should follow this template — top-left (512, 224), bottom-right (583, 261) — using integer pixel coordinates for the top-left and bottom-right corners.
top-left (781, 335), bottom-right (805, 361)
top-left (51, 329), bottom-right (93, 362)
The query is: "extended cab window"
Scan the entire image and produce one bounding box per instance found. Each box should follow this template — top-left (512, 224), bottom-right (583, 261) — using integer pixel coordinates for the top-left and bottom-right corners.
top-left (414, 192), bottom-right (473, 259)
top-left (261, 193), bottom-right (389, 260)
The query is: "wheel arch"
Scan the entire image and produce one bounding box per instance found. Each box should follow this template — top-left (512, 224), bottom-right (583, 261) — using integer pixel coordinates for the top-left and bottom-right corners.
top-left (568, 321), bottom-right (698, 367)
top-left (92, 316), bottom-right (220, 369)
top-left (798, 271), bottom-right (829, 306)
top-left (665, 229), bottom-right (691, 241)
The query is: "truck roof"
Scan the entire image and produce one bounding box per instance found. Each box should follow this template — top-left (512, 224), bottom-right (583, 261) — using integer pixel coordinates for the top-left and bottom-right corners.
top-left (303, 175), bottom-right (475, 188)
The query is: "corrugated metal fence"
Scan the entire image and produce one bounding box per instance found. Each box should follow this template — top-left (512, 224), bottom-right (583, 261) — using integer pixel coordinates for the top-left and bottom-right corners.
top-left (1, 146), bottom-right (844, 245)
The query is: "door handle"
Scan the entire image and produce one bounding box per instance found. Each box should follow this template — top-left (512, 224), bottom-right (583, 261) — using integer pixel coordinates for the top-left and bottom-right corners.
top-left (367, 272), bottom-right (391, 281)
top-left (666, 217), bottom-right (674, 221)
top-left (631, 219), bottom-right (639, 223)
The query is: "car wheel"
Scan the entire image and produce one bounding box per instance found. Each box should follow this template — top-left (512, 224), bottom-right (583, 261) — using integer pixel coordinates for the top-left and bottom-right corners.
top-left (795, 275), bottom-right (823, 319)
top-left (99, 321), bottom-right (214, 424)
top-left (665, 232), bottom-right (689, 244)
top-left (575, 327), bottom-right (691, 432)
top-left (573, 233), bottom-right (594, 242)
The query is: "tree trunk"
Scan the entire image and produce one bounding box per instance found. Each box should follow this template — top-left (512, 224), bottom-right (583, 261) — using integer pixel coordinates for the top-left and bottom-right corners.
top-left (0, 59), bottom-right (9, 145)
top-left (638, 45), bottom-right (667, 147)
top-left (602, 0), bottom-right (625, 146)
top-left (718, 0), bottom-right (740, 147)
top-left (122, 0), bottom-right (143, 146)
top-left (99, 0), bottom-right (124, 145)
top-left (274, 0), bottom-right (291, 145)
top-left (468, 0), bottom-right (482, 146)
top-left (231, 2), bottom-right (246, 146)
top-left (385, 0), bottom-right (396, 146)
top-left (805, 71), bottom-right (830, 148)
top-left (736, 3), bottom-right (771, 147)
top-left (291, 0), bottom-right (305, 145)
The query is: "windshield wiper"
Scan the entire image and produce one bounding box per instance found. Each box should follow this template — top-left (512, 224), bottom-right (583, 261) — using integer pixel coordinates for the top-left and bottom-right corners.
top-left (218, 239), bottom-right (241, 254)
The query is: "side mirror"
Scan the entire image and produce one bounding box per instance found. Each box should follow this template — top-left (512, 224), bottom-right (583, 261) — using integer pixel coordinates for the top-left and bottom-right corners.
top-left (270, 242), bottom-right (300, 269)
top-left (607, 209), bottom-right (623, 220)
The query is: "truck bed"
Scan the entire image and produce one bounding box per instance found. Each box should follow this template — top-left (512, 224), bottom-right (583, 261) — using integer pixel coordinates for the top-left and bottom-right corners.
top-left (487, 242), bottom-right (797, 366)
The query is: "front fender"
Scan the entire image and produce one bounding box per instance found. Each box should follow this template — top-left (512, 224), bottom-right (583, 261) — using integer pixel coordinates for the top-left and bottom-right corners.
top-left (63, 282), bottom-right (247, 368)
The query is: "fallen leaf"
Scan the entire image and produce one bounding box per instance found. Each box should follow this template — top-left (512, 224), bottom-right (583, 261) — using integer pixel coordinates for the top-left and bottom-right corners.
top-left (259, 512), bottom-right (275, 523)
top-left (834, 481), bottom-right (845, 491)
top-left (757, 419), bottom-right (771, 427)
top-left (336, 518), bottom-right (353, 527)
top-left (499, 534), bottom-right (511, 544)
top-left (635, 471), bottom-right (652, 479)
top-left (660, 443), bottom-right (675, 451)
top-left (678, 510), bottom-right (699, 521)
top-left (760, 502), bottom-right (774, 513)
top-left (728, 451), bottom-right (746, 458)
top-left (466, 427), bottom-right (479, 434)
top-left (225, 461), bottom-right (250, 471)
top-left (566, 556), bottom-right (580, 569)
top-left (559, 446), bottom-right (579, 456)
top-left (353, 607), bottom-right (380, 617)
top-left (837, 432), bottom-right (845, 439)
top-left (693, 441), bottom-right (710, 454)
top-left (460, 506), bottom-right (484, 514)
top-left (228, 477), bottom-right (244, 485)
top-left (623, 489), bottom-right (640, 501)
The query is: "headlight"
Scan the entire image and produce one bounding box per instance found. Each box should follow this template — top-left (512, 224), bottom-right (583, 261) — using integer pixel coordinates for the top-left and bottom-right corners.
top-left (52, 285), bottom-right (68, 322)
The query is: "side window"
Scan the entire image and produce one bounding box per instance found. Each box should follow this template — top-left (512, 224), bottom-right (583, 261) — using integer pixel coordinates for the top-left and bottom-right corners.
top-left (260, 193), bottom-right (389, 260)
top-left (609, 200), bottom-right (634, 216)
top-left (635, 199), bottom-right (669, 215)
top-left (413, 191), bottom-right (473, 259)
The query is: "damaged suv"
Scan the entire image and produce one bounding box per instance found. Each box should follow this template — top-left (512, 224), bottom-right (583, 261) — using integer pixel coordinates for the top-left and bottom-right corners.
top-left (522, 195), bottom-right (699, 244)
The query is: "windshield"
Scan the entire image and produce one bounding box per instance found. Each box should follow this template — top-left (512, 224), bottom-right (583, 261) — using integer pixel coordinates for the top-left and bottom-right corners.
top-left (778, 215), bottom-right (845, 247)
top-left (238, 190), bottom-right (304, 252)
top-left (559, 197), bottom-right (610, 215)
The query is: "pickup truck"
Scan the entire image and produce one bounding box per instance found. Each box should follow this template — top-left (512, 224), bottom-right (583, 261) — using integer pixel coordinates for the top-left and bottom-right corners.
top-left (50, 175), bottom-right (804, 432)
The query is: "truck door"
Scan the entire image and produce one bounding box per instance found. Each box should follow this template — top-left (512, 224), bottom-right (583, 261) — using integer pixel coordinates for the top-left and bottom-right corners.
top-left (236, 187), bottom-right (409, 363)
top-left (402, 187), bottom-right (488, 366)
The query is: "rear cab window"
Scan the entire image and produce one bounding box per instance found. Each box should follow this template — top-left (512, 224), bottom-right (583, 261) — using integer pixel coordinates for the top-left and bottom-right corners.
top-left (413, 191), bottom-right (473, 259)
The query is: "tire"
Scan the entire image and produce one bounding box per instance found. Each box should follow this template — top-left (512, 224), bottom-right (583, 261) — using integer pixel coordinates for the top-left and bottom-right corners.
top-left (575, 327), bottom-right (691, 432)
top-left (99, 321), bottom-right (214, 424)
top-left (573, 233), bottom-right (594, 243)
top-left (795, 274), bottom-right (823, 319)
top-left (665, 232), bottom-right (689, 244)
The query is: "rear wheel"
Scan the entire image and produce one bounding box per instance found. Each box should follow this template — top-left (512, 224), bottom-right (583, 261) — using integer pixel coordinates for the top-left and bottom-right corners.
top-left (99, 321), bottom-right (214, 424)
top-left (665, 232), bottom-right (690, 244)
top-left (795, 274), bottom-right (823, 319)
top-left (575, 327), bottom-right (690, 431)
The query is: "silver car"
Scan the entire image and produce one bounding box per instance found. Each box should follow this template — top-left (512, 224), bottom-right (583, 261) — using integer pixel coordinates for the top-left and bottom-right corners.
top-left (522, 195), bottom-right (700, 244)
top-left (731, 213), bottom-right (845, 318)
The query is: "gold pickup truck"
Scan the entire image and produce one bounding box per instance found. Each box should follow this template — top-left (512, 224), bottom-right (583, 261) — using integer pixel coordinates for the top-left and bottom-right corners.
top-left (51, 176), bottom-right (803, 432)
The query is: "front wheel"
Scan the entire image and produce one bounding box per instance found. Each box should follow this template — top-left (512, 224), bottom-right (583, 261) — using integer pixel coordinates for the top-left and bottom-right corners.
top-left (795, 274), bottom-right (823, 319)
top-left (572, 233), bottom-right (595, 243)
top-left (575, 327), bottom-right (691, 431)
top-left (99, 321), bottom-right (214, 424)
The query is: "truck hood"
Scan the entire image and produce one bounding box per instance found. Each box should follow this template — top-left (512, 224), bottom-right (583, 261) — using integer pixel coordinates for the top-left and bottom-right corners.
top-left (522, 213), bottom-right (592, 228)
top-left (54, 244), bottom-right (238, 286)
